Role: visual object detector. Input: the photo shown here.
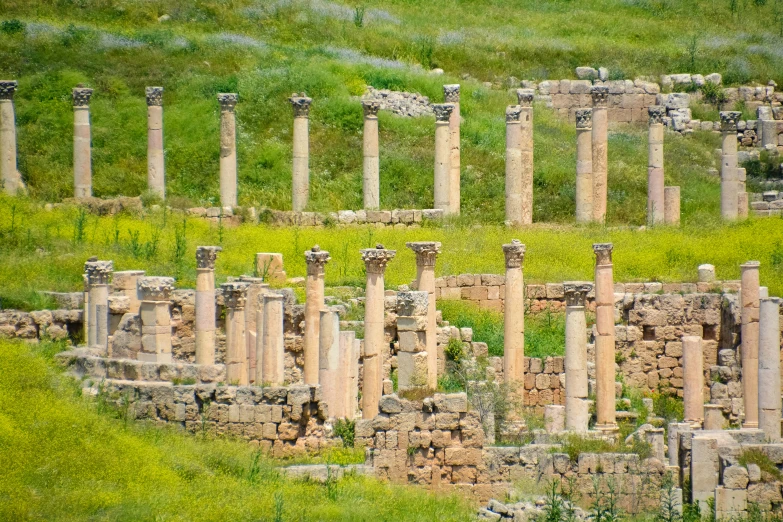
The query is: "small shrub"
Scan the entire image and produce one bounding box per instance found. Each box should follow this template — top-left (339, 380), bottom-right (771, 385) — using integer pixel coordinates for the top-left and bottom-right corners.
top-left (444, 337), bottom-right (465, 363)
top-left (140, 189), bottom-right (163, 208)
top-left (333, 418), bottom-right (355, 448)
top-left (353, 5), bottom-right (365, 27)
top-left (739, 449), bottom-right (783, 482)
top-left (0, 19), bottom-right (25, 35)
top-left (700, 81), bottom-right (727, 107)
top-left (652, 390), bottom-right (684, 422)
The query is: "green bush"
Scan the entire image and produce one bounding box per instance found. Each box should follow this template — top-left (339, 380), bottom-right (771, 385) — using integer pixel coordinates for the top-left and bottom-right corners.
top-left (739, 449), bottom-right (783, 482)
top-left (333, 418), bottom-right (356, 448)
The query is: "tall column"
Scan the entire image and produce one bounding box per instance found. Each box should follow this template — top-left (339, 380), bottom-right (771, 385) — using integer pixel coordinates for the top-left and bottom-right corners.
top-left (85, 260), bottom-right (113, 352)
top-left (338, 330), bottom-right (357, 418)
top-left (240, 276), bottom-right (267, 383)
top-left (319, 309), bottom-right (341, 416)
top-left (137, 276), bottom-right (175, 363)
top-left (758, 297), bottom-right (781, 441)
top-left (505, 106), bottom-right (523, 226)
top-left (146, 87), bottom-right (165, 199)
top-left (222, 281), bottom-right (250, 385)
top-left (682, 336), bottom-right (705, 427)
top-left (195, 246), bottom-right (222, 365)
top-left (564, 282), bottom-right (592, 432)
top-left (361, 244), bottom-right (396, 419)
top-left (289, 93), bottom-right (312, 212)
top-left (0, 80), bottom-right (23, 195)
top-left (740, 260), bottom-right (761, 428)
top-left (647, 106), bottom-right (665, 225)
top-left (591, 87), bottom-right (609, 223)
top-left (593, 243), bottom-right (617, 431)
top-left (720, 111), bottom-right (741, 221)
top-left (433, 103), bottom-right (455, 213)
top-left (304, 245), bottom-right (330, 384)
top-left (502, 240), bottom-right (525, 387)
top-left (406, 241), bottom-right (441, 389)
top-left (261, 293), bottom-right (285, 386)
top-left (575, 109), bottom-right (593, 223)
top-left (444, 84), bottom-right (461, 216)
top-left (664, 186), bottom-right (681, 225)
top-left (217, 93), bottom-right (238, 208)
top-left (349, 337), bottom-right (361, 418)
top-left (73, 87), bottom-right (94, 199)
top-left (518, 89), bottom-right (534, 225)
top-left (362, 100), bottom-right (381, 210)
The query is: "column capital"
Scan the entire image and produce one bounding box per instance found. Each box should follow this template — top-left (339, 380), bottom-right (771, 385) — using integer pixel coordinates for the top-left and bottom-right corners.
top-left (305, 245), bottom-right (331, 276)
top-left (362, 99), bottom-right (381, 118)
top-left (406, 241), bottom-right (441, 267)
top-left (591, 86), bottom-right (609, 108)
top-left (740, 260), bottom-right (761, 271)
top-left (196, 246), bottom-right (223, 269)
top-left (145, 86), bottom-right (163, 106)
top-left (289, 93), bottom-right (312, 117)
top-left (516, 88), bottom-right (534, 107)
top-left (506, 105), bottom-right (522, 122)
top-left (0, 80), bottom-right (18, 101)
top-left (593, 243), bottom-right (613, 265)
top-left (84, 260), bottom-right (113, 285)
top-left (221, 281), bottom-right (250, 309)
top-left (73, 87), bottom-right (94, 107)
top-left (138, 276), bottom-right (176, 301)
top-left (575, 108), bottom-right (592, 129)
top-left (760, 297), bottom-right (782, 307)
top-left (502, 239), bottom-right (526, 269)
top-left (397, 290), bottom-right (429, 316)
top-left (720, 111), bottom-right (742, 132)
top-left (361, 244), bottom-right (396, 274)
top-left (564, 281), bottom-right (592, 307)
top-left (217, 93), bottom-right (238, 112)
top-left (443, 84), bottom-right (460, 103)
top-left (648, 105), bottom-right (665, 125)
top-left (433, 103), bottom-right (455, 122)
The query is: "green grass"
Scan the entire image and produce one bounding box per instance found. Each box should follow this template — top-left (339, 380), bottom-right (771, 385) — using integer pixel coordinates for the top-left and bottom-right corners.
top-left (0, 338), bottom-right (474, 521)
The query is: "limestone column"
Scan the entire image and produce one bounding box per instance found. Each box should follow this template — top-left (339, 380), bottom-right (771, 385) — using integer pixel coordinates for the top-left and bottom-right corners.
top-left (505, 106), bottom-right (524, 226)
top-left (218, 93), bottom-right (238, 208)
top-left (406, 241), bottom-right (441, 389)
top-left (740, 260), bottom-right (761, 428)
top-left (444, 84), bottom-right (461, 216)
top-left (761, 118), bottom-right (778, 149)
top-left (682, 336), bottom-right (705, 427)
top-left (396, 291), bottom-right (429, 390)
top-left (261, 293), bottom-right (285, 386)
top-left (591, 87), bottom-right (609, 223)
top-left (664, 186), bottom-right (681, 225)
top-left (564, 281), bottom-right (592, 432)
top-left (720, 111), bottom-right (741, 221)
top-left (289, 93), bottom-right (312, 212)
top-left (362, 100), bottom-right (381, 210)
top-left (758, 297), bottom-right (781, 441)
top-left (304, 245), bottom-right (330, 384)
top-left (338, 330), bottom-right (357, 418)
top-left (0, 80), bottom-right (23, 195)
top-left (113, 270), bottom-right (145, 314)
top-left (433, 103), bottom-right (455, 213)
top-left (240, 276), bottom-right (267, 383)
top-left (222, 281), bottom-right (250, 385)
top-left (348, 337), bottom-right (361, 418)
top-left (137, 276), bottom-right (175, 363)
top-left (647, 106), bottom-right (666, 225)
top-left (502, 240), bottom-right (525, 386)
top-left (73, 87), bottom-right (94, 199)
top-left (593, 243), bottom-right (617, 431)
top-left (195, 246), bottom-right (222, 365)
top-left (146, 87), bottom-right (165, 199)
top-left (518, 89), bottom-right (535, 225)
top-left (575, 109), bottom-right (593, 223)
top-left (319, 309), bottom-right (341, 416)
top-left (85, 260), bottom-right (112, 352)
top-left (361, 244), bottom-right (396, 419)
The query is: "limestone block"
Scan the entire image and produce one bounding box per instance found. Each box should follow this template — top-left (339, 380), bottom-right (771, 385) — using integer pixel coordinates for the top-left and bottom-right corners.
top-left (714, 487), bottom-right (747, 515)
top-left (723, 465), bottom-right (749, 489)
top-left (434, 393), bottom-right (468, 413)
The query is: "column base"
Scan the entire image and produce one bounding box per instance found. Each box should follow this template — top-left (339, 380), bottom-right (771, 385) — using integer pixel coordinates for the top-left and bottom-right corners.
top-left (593, 422), bottom-right (619, 433)
top-left (684, 419), bottom-right (704, 430)
top-left (742, 421), bottom-right (759, 429)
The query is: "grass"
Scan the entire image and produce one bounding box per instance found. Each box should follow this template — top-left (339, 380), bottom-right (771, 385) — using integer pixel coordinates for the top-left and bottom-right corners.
top-left (738, 449), bottom-right (783, 483)
top-left (555, 432), bottom-right (652, 463)
top-left (0, 338), bottom-right (474, 521)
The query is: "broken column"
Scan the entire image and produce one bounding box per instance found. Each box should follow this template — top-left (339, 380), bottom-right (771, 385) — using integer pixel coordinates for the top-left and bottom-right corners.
top-left (218, 93), bottom-right (238, 208)
top-left (362, 99), bottom-right (381, 210)
top-left (444, 84), bottom-right (461, 216)
top-left (761, 117), bottom-right (778, 149)
top-left (406, 241), bottom-right (441, 389)
top-left (433, 103), bottom-right (455, 214)
top-left (0, 80), bottom-right (23, 195)
top-left (338, 330), bottom-right (357, 418)
top-left (137, 276), bottom-right (175, 363)
top-left (647, 106), bottom-right (665, 225)
top-left (73, 86), bottom-right (94, 198)
top-left (591, 86), bottom-right (609, 223)
top-left (740, 260), bottom-right (760, 429)
top-left (261, 292), bottom-right (285, 386)
top-left (319, 309), bottom-right (341, 416)
top-left (758, 297), bottom-right (781, 441)
top-left (720, 111), bottom-right (741, 220)
top-left (504, 90), bottom-right (534, 226)
top-left (240, 276), bottom-right (268, 383)
top-left (361, 244), bottom-right (396, 418)
top-left (195, 246), bottom-right (222, 365)
top-left (682, 335), bottom-right (704, 427)
top-left (502, 240), bottom-right (526, 386)
top-left (146, 87), bottom-right (165, 198)
top-left (396, 290), bottom-right (429, 390)
top-left (575, 109), bottom-right (593, 223)
top-left (564, 281), bottom-right (592, 432)
top-left (113, 270), bottom-right (144, 315)
top-left (593, 243), bottom-right (616, 432)
top-left (691, 435), bottom-right (719, 510)
top-left (85, 260), bottom-right (113, 351)
top-left (289, 93), bottom-right (312, 212)
top-left (304, 245), bottom-right (330, 384)
top-left (222, 281), bottom-right (250, 385)
top-left (664, 186), bottom-right (681, 225)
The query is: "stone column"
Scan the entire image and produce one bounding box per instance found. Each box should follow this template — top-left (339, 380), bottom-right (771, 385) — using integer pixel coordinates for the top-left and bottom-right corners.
top-left (720, 111), bottom-right (741, 221)
top-left (591, 87), bottom-right (609, 223)
top-left (195, 246), bottom-right (222, 365)
top-left (137, 276), bottom-right (175, 363)
top-left (682, 336), bottom-right (705, 427)
top-left (362, 99), bottom-right (381, 210)
top-left (261, 293), bottom-right (285, 386)
top-left (113, 270), bottom-right (145, 315)
top-left (217, 93), bottom-right (238, 208)
top-left (240, 276), bottom-right (267, 383)
top-left (564, 281), bottom-right (592, 432)
top-left (319, 309), bottom-right (341, 416)
top-left (647, 106), bottom-right (666, 225)
top-left (761, 118), bottom-right (778, 149)
top-left (518, 89), bottom-right (535, 225)
top-left (502, 240), bottom-right (526, 387)
top-left (73, 87), bottom-right (94, 199)
top-left (593, 243), bottom-right (617, 431)
top-left (304, 245), bottom-right (330, 384)
top-left (758, 297), bottom-right (781, 441)
top-left (85, 260), bottom-right (113, 351)
top-left (433, 103), bottom-right (455, 213)
top-left (338, 330), bottom-right (357, 419)
top-left (289, 93), bottom-right (312, 212)
top-left (222, 281), bottom-right (250, 385)
top-left (0, 80), bottom-right (23, 195)
top-left (348, 337), bottom-right (361, 418)
top-left (361, 244), bottom-right (396, 419)
top-left (505, 105), bottom-right (524, 226)
top-left (738, 192), bottom-right (749, 219)
top-left (146, 87), bottom-right (165, 199)
top-left (575, 109), bottom-right (593, 223)
top-left (444, 85), bottom-right (461, 216)
top-left (406, 241), bottom-right (441, 389)
top-left (396, 291), bottom-right (429, 390)
top-left (740, 260), bottom-right (761, 428)
top-left (664, 186), bottom-right (681, 225)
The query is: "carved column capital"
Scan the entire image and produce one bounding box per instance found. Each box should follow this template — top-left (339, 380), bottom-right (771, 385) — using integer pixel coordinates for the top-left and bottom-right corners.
top-left (196, 246), bottom-right (223, 269)
top-left (289, 93), bottom-right (312, 117)
top-left (506, 105), bottom-right (522, 122)
top-left (648, 105), bottom-right (666, 125)
top-left (502, 239), bottom-right (526, 269)
top-left (138, 276), bottom-right (176, 301)
top-left (221, 281), bottom-right (250, 309)
top-left (304, 245), bottom-right (331, 276)
top-left (73, 87), bottom-right (94, 107)
top-left (84, 260), bottom-right (113, 286)
top-left (145, 86), bottom-right (163, 106)
top-left (593, 243), bottom-right (613, 265)
top-left (564, 281), bottom-right (593, 307)
top-left (433, 103), bottom-right (455, 122)
top-left (720, 111), bottom-right (742, 132)
top-left (591, 86), bottom-right (609, 108)
top-left (575, 109), bottom-right (592, 129)
top-left (362, 99), bottom-right (381, 118)
top-left (217, 93), bottom-right (238, 112)
top-left (516, 88), bottom-right (535, 107)
top-left (361, 244), bottom-right (396, 274)
top-left (0, 80), bottom-right (18, 101)
top-left (443, 84), bottom-right (460, 103)
top-left (406, 241), bottom-right (441, 268)
top-left (397, 290), bottom-right (428, 316)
